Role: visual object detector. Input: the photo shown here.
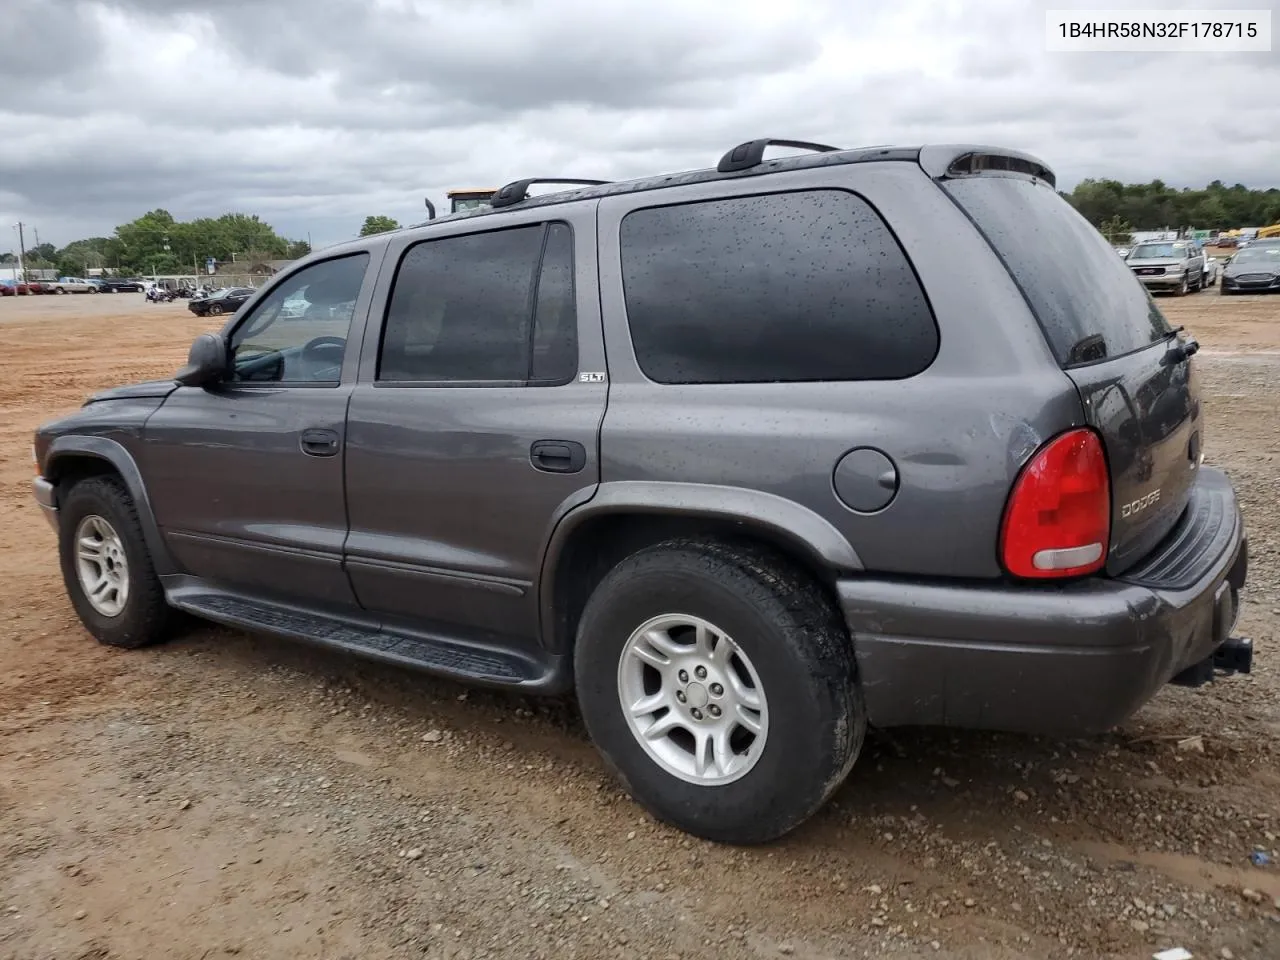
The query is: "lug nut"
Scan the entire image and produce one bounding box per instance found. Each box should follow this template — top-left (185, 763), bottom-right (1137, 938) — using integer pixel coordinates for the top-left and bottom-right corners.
top-left (676, 691), bottom-right (687, 703)
top-left (708, 705), bottom-right (721, 718)
top-left (695, 666), bottom-right (707, 679)
top-left (690, 708), bottom-right (703, 721)
top-left (710, 683), bottom-right (723, 697)
top-left (678, 669), bottom-right (689, 683)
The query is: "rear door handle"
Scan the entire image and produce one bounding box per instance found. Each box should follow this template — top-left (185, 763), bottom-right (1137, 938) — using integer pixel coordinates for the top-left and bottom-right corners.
top-left (530, 440), bottom-right (586, 474)
top-left (300, 428), bottom-right (341, 457)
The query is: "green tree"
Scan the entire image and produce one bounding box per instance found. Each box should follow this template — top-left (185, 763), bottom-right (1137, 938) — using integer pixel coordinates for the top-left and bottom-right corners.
top-left (1099, 216), bottom-right (1133, 246)
top-left (27, 242), bottom-right (57, 264)
top-left (359, 215), bottom-right (400, 236)
top-left (1064, 178), bottom-right (1280, 230)
top-left (285, 239), bottom-right (312, 259)
top-left (0, 252), bottom-right (15, 264)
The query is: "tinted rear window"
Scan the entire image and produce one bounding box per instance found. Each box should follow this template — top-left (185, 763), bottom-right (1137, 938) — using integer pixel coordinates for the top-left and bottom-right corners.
top-left (944, 176), bottom-right (1173, 366)
top-left (619, 190), bottom-right (938, 384)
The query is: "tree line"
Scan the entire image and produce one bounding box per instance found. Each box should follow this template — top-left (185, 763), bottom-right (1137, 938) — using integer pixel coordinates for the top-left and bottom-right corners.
top-left (2, 209), bottom-right (313, 278)
top-left (1062, 178), bottom-right (1280, 241)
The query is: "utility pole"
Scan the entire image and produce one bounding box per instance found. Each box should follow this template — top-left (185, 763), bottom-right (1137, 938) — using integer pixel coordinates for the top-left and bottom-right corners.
top-left (15, 222), bottom-right (28, 282)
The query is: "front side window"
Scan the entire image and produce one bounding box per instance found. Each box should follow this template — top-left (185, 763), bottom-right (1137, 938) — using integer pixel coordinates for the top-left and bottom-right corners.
top-left (228, 253), bottom-right (369, 384)
top-left (618, 190), bottom-right (939, 384)
top-left (378, 221), bottom-right (578, 384)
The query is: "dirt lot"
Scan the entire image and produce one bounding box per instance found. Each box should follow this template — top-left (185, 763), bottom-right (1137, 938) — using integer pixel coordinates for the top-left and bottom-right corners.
top-left (2, 289), bottom-right (1280, 960)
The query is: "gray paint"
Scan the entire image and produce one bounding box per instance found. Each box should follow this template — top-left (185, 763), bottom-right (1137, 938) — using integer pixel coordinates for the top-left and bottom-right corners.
top-left (30, 143), bottom-right (1249, 736)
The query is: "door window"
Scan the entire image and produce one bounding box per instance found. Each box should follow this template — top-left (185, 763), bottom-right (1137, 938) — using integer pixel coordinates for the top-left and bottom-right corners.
top-left (228, 253), bottom-right (369, 384)
top-left (378, 222), bottom-right (578, 384)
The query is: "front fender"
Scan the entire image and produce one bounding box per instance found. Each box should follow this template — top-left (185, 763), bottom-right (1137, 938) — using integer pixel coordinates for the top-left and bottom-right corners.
top-left (44, 435), bottom-right (177, 576)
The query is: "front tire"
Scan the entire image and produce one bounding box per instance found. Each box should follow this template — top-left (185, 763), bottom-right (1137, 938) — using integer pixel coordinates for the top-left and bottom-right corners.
top-left (574, 538), bottom-right (866, 844)
top-left (58, 476), bottom-right (176, 649)
top-left (208, 304), bottom-right (223, 316)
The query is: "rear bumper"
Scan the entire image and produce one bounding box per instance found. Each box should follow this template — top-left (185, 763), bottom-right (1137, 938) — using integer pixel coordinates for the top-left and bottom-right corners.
top-left (32, 476), bottom-right (59, 532)
top-left (840, 467), bottom-right (1248, 735)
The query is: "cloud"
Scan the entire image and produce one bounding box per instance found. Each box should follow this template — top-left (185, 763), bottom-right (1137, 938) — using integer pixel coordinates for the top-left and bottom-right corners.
top-left (1, 0), bottom-right (1276, 249)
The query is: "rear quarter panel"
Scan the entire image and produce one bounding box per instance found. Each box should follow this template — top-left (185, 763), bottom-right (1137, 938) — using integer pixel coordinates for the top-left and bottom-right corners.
top-left (595, 163), bottom-right (1084, 578)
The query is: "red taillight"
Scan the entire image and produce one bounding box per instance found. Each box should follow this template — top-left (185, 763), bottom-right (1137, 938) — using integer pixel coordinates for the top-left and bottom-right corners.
top-left (1000, 428), bottom-right (1110, 579)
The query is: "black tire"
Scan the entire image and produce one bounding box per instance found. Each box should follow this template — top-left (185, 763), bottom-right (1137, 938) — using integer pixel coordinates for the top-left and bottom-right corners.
top-left (55, 287), bottom-right (66, 295)
top-left (574, 538), bottom-right (866, 844)
top-left (208, 303), bottom-right (223, 317)
top-left (58, 476), bottom-right (176, 649)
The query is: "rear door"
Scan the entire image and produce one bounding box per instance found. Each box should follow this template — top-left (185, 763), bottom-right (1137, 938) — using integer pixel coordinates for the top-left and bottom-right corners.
top-left (943, 174), bottom-right (1201, 572)
top-left (343, 202), bottom-right (607, 645)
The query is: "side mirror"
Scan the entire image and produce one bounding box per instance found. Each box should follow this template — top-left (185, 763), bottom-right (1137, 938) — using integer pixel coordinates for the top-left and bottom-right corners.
top-left (175, 333), bottom-right (228, 387)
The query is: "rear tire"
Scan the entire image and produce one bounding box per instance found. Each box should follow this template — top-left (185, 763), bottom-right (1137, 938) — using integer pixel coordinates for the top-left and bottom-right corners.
top-left (574, 538), bottom-right (865, 844)
top-left (58, 476), bottom-right (177, 649)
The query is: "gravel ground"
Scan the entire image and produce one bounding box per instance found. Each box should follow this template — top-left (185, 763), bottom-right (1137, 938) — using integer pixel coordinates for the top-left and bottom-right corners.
top-left (1, 291), bottom-right (1279, 960)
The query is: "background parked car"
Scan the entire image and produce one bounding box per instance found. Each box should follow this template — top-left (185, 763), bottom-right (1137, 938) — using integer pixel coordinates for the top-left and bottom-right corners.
top-left (1125, 239), bottom-right (1206, 295)
top-left (1202, 254), bottom-right (1221, 287)
top-left (48, 277), bottom-right (99, 294)
top-left (0, 279), bottom-right (32, 296)
top-left (1221, 245), bottom-right (1280, 294)
top-left (96, 277), bottom-right (146, 293)
top-left (188, 286), bottom-right (255, 317)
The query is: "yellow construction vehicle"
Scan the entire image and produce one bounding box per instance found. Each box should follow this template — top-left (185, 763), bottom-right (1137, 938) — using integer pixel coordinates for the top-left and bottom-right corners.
top-left (1257, 222), bottom-right (1280, 239)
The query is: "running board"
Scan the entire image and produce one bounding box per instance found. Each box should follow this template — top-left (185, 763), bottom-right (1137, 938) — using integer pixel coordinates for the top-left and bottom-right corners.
top-left (170, 590), bottom-right (563, 690)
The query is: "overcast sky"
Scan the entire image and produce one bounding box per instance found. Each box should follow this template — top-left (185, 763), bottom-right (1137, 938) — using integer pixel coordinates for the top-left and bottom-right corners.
top-left (2, 0), bottom-right (1277, 251)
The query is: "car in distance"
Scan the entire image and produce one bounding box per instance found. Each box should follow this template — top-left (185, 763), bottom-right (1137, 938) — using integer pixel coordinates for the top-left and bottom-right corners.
top-left (188, 286), bottom-right (255, 317)
top-left (1220, 244), bottom-right (1280, 294)
top-left (1202, 253), bottom-right (1221, 287)
top-left (97, 277), bottom-right (146, 293)
top-left (1125, 239), bottom-right (1206, 295)
top-left (0, 279), bottom-right (31, 296)
top-left (31, 139), bottom-right (1250, 844)
top-left (46, 276), bottom-right (100, 294)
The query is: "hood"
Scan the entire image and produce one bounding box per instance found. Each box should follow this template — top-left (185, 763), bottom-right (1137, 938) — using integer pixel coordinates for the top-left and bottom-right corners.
top-left (1224, 257), bottom-right (1280, 277)
top-left (85, 379), bottom-right (180, 404)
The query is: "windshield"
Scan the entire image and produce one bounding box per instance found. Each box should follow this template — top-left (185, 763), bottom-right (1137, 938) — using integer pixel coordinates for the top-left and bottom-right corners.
top-left (944, 175), bottom-right (1173, 367)
top-left (1129, 243), bottom-right (1185, 259)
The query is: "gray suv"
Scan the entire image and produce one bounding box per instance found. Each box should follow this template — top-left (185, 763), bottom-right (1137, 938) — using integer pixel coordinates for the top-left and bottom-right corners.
top-left (32, 138), bottom-right (1251, 844)
top-left (1125, 238), bottom-right (1207, 295)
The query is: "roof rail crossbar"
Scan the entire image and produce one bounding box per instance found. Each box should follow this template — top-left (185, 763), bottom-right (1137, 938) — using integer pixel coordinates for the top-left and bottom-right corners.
top-left (716, 138), bottom-right (841, 173)
top-left (490, 178), bottom-right (612, 209)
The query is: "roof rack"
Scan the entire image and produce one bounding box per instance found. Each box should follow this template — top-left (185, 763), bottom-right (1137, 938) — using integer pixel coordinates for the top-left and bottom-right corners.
top-left (490, 178), bottom-right (612, 209)
top-left (716, 138), bottom-right (841, 173)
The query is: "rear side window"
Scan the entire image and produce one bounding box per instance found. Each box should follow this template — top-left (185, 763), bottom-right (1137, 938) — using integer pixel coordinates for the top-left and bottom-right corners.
top-left (944, 176), bottom-right (1173, 366)
top-left (379, 222), bottom-right (577, 384)
top-left (618, 190), bottom-right (938, 384)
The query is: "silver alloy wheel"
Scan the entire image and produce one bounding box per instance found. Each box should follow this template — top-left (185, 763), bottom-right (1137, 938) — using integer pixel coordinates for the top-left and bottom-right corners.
top-left (74, 514), bottom-right (130, 617)
top-left (617, 613), bottom-right (769, 786)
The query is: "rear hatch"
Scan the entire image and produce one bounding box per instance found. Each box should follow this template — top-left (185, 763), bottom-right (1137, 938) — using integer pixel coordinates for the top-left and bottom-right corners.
top-left (941, 173), bottom-right (1201, 575)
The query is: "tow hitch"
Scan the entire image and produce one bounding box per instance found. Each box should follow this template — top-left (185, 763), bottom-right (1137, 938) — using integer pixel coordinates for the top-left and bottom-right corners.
top-left (1170, 636), bottom-right (1254, 688)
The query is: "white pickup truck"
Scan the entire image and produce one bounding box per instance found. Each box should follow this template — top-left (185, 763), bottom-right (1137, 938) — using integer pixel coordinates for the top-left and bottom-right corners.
top-left (44, 276), bottom-right (99, 294)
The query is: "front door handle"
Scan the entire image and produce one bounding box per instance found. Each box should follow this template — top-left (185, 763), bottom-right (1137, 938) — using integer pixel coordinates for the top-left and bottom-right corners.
top-left (530, 440), bottom-right (586, 474)
top-left (300, 428), bottom-right (341, 457)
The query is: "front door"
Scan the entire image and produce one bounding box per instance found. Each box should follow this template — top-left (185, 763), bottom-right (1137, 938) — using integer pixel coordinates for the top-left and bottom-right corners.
top-left (143, 251), bottom-right (378, 608)
top-left (343, 204), bottom-right (607, 649)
